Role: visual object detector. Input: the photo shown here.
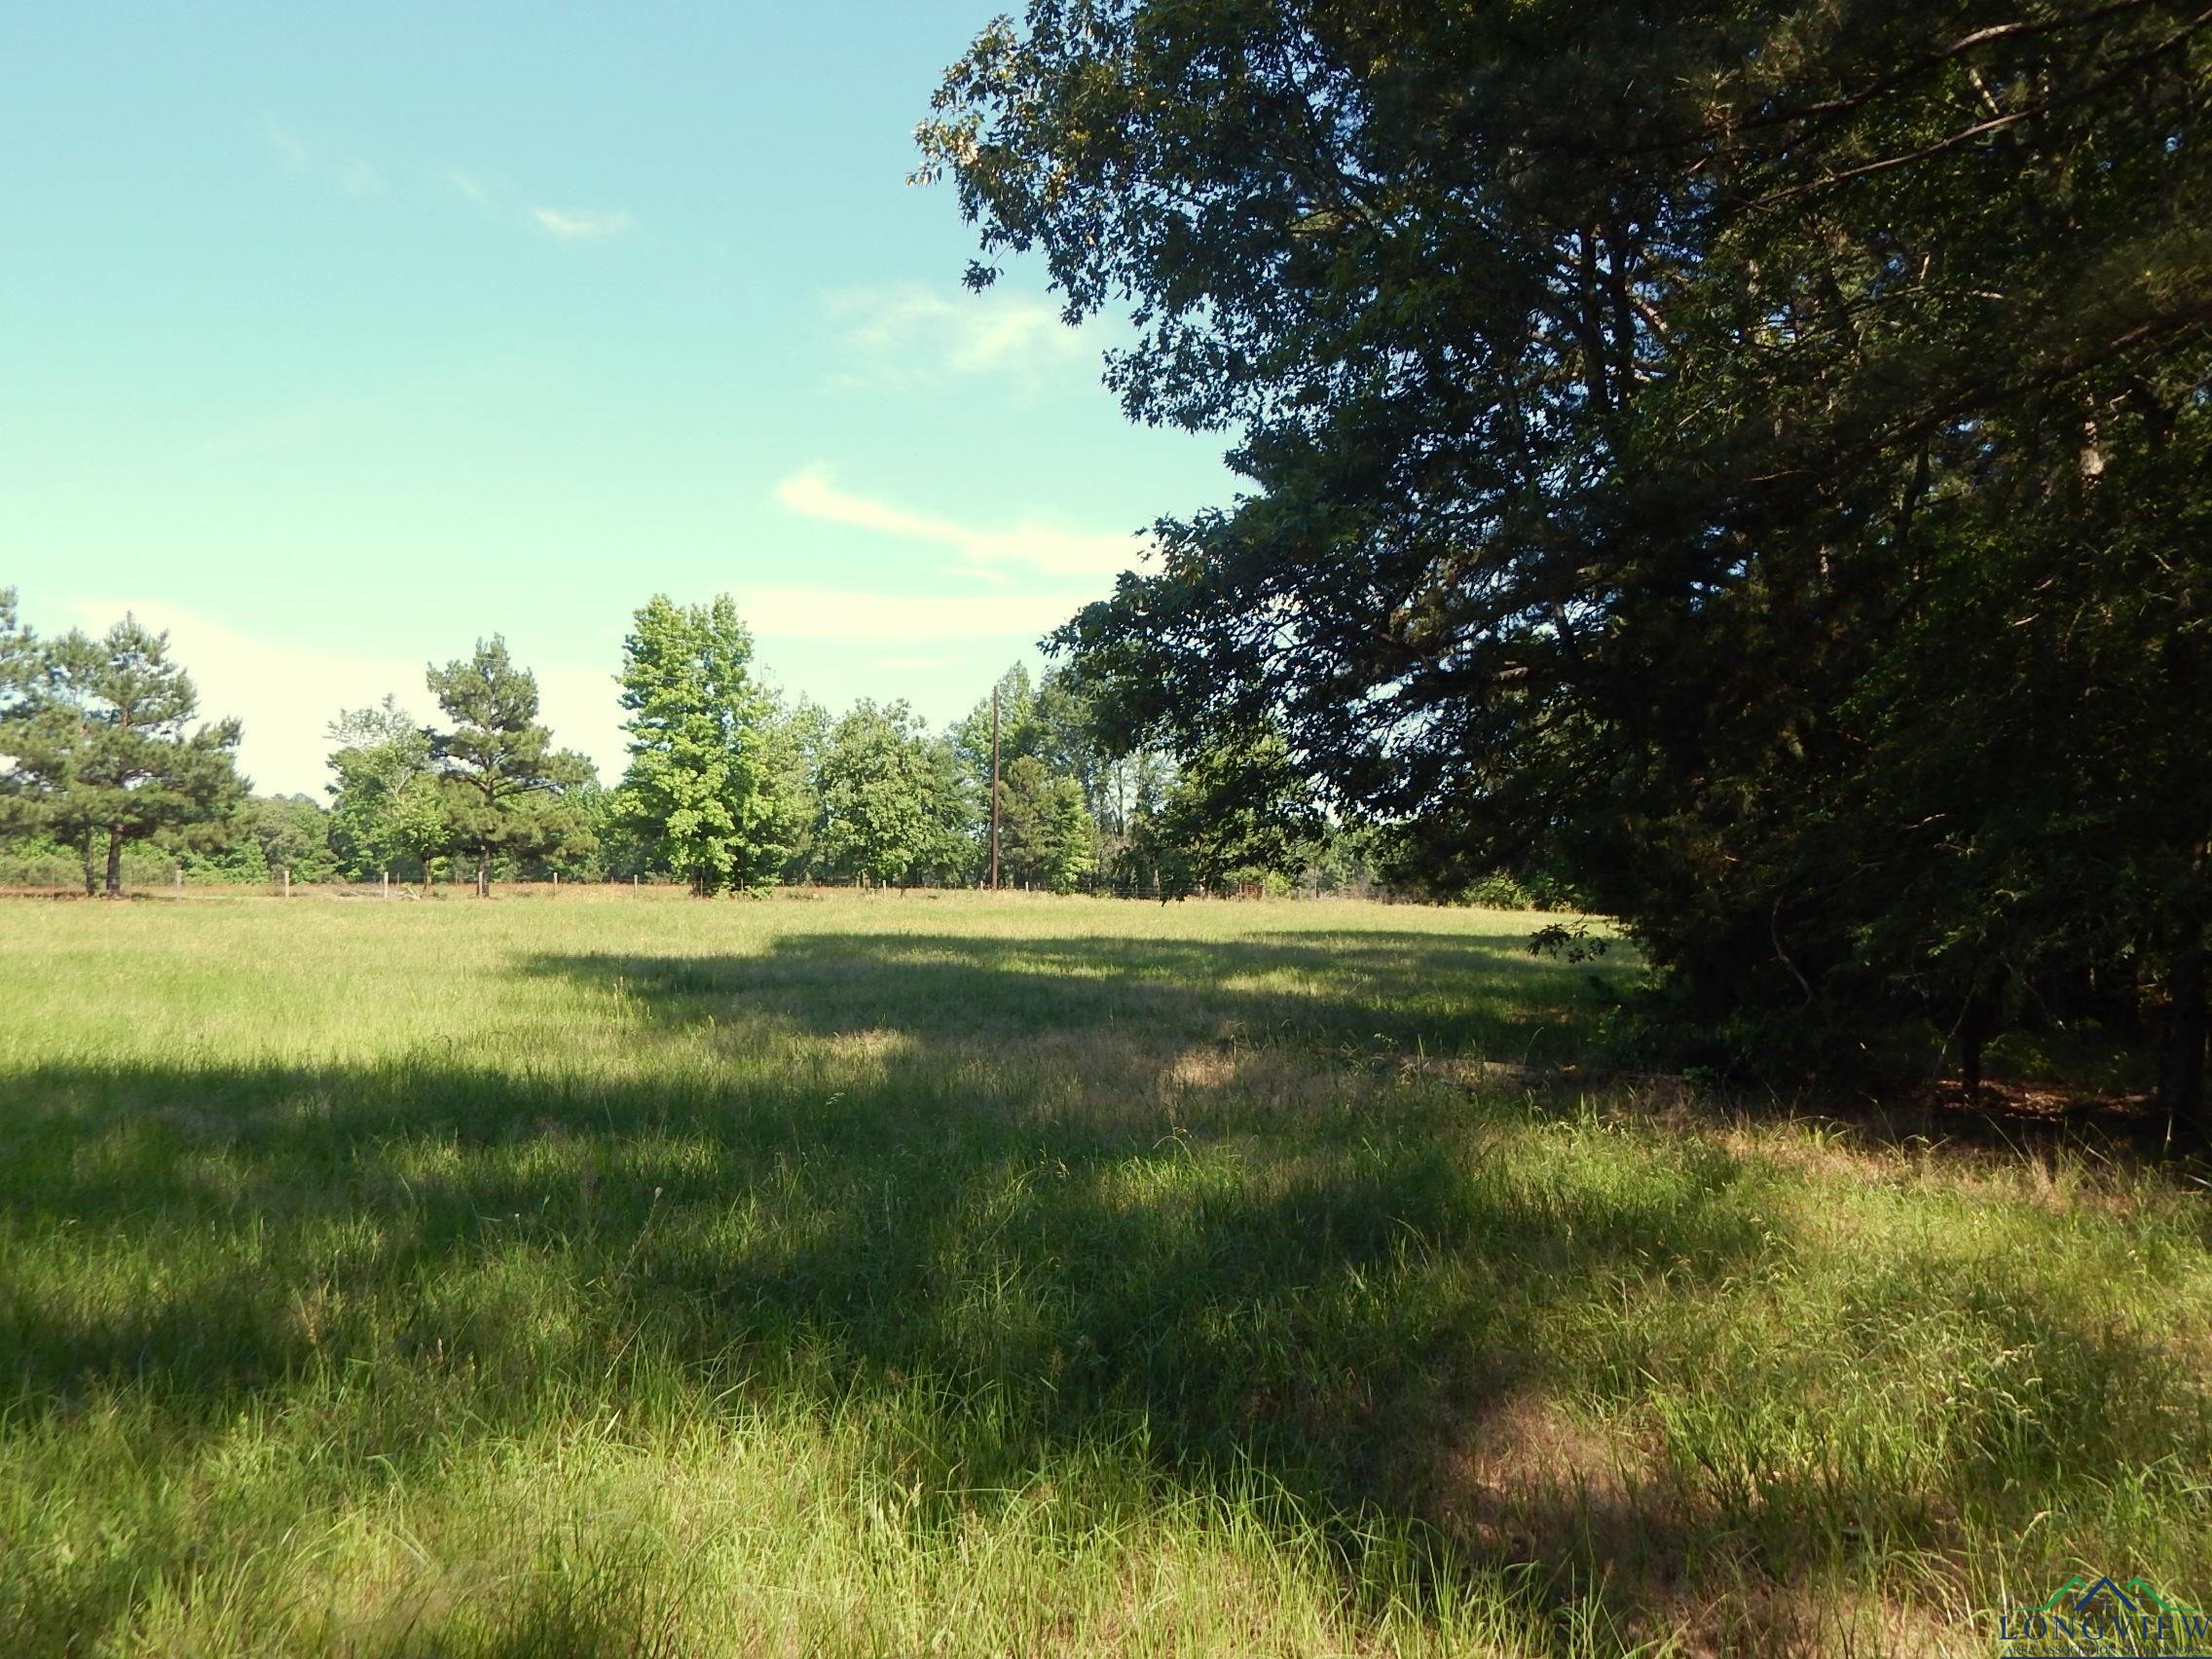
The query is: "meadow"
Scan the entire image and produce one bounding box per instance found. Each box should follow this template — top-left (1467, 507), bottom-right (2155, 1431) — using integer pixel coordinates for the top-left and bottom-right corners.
top-left (0, 889), bottom-right (2206, 1656)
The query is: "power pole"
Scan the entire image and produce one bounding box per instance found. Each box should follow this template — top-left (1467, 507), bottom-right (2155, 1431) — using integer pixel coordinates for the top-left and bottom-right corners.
top-left (989, 684), bottom-right (1002, 891)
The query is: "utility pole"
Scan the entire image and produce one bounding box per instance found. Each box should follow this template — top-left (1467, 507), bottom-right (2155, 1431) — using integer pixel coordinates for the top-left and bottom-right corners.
top-left (989, 684), bottom-right (1002, 891)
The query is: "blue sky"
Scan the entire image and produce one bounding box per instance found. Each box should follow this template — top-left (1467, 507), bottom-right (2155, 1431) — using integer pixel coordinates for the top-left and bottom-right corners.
top-left (1, 2), bottom-right (1237, 794)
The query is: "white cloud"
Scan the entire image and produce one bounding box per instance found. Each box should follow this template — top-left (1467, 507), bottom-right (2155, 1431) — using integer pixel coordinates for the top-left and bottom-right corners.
top-left (773, 464), bottom-right (1151, 579)
top-left (441, 166), bottom-right (496, 204)
top-left (269, 127), bottom-right (626, 243)
top-left (824, 282), bottom-right (1088, 389)
top-left (734, 587), bottom-right (1090, 644)
top-left (265, 119), bottom-right (383, 196)
top-left (66, 602), bottom-right (623, 799)
top-left (266, 120), bottom-right (313, 174)
top-left (531, 206), bottom-right (634, 239)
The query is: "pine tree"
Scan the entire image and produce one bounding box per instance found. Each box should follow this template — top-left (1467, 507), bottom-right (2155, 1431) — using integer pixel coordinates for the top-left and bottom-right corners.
top-left (425, 638), bottom-right (595, 897)
top-left (1, 611), bottom-right (245, 896)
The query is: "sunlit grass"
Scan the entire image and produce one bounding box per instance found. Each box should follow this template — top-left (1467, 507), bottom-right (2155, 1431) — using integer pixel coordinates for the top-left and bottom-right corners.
top-left (0, 890), bottom-right (2205, 1655)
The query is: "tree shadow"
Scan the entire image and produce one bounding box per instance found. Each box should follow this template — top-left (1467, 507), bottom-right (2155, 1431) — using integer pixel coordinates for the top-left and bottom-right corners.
top-left (523, 926), bottom-right (1627, 1065)
top-left (1, 928), bottom-right (2193, 1653)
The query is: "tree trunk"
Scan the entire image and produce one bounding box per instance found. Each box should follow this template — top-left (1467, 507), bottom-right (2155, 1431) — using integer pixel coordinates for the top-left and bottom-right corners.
top-left (80, 836), bottom-right (95, 897)
top-left (1957, 965), bottom-right (2007, 1096)
top-left (476, 847), bottom-right (491, 899)
top-left (2157, 919), bottom-right (2206, 1142)
top-left (104, 827), bottom-right (124, 898)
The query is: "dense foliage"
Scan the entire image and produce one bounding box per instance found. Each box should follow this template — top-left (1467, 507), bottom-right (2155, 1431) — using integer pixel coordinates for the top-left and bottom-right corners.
top-left (0, 594), bottom-right (246, 895)
top-left (919, 0), bottom-right (2212, 1124)
top-left (326, 697), bottom-right (444, 882)
top-left (426, 639), bottom-right (599, 898)
top-left (616, 595), bottom-right (795, 895)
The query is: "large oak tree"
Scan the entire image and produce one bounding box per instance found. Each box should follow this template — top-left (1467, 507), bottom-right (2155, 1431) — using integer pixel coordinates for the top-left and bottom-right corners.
top-left (922, 0), bottom-right (2212, 1124)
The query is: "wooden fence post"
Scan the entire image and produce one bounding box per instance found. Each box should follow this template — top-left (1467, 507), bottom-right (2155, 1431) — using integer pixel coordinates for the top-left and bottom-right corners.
top-left (281, 866), bottom-right (290, 900)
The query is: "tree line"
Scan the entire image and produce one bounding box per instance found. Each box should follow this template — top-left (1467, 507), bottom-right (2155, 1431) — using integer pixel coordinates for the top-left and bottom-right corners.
top-left (0, 587), bottom-right (1397, 900)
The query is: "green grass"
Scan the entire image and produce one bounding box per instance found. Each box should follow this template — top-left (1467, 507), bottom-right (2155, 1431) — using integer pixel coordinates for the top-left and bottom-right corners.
top-left (0, 890), bottom-right (2206, 1656)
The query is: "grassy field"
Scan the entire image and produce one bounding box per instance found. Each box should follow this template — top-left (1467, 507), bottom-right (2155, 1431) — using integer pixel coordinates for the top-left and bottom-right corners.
top-left (0, 890), bottom-right (2206, 1656)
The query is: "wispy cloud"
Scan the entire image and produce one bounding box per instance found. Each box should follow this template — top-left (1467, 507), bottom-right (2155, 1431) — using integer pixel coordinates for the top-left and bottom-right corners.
top-left (774, 465), bottom-right (1149, 580)
top-left (531, 206), bottom-right (635, 240)
top-left (440, 166), bottom-right (498, 204)
top-left (269, 129), bottom-right (629, 245)
top-left (266, 121), bottom-right (313, 174)
top-left (265, 119), bottom-right (384, 196)
top-left (824, 282), bottom-right (1089, 392)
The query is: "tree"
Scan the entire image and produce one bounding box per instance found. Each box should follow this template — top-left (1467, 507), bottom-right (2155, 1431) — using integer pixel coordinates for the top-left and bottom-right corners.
top-left (1127, 728), bottom-right (1320, 899)
top-left (996, 755), bottom-right (1095, 892)
top-left (923, 0), bottom-right (2212, 1121)
top-left (951, 661), bottom-right (1160, 876)
top-left (0, 590), bottom-right (37, 845)
top-left (950, 664), bottom-right (1042, 863)
top-left (0, 589), bottom-right (31, 710)
top-left (243, 795), bottom-right (340, 885)
top-left (425, 637), bottom-right (595, 897)
top-left (0, 612), bottom-right (246, 896)
top-left (615, 595), bottom-right (793, 896)
top-left (817, 700), bottom-right (962, 888)
top-left (913, 734), bottom-right (978, 886)
top-left (762, 697), bottom-right (831, 884)
top-left (327, 696), bottom-right (445, 882)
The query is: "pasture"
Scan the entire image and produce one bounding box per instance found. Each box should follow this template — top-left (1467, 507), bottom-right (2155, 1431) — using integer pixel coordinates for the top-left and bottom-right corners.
top-left (0, 890), bottom-right (2205, 1655)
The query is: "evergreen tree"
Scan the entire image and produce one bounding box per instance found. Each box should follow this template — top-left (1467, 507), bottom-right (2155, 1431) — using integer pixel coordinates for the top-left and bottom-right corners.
top-left (0, 611), bottom-right (245, 896)
top-left (425, 637), bottom-right (595, 898)
top-left (997, 755), bottom-right (1095, 892)
top-left (0, 589), bottom-right (31, 711)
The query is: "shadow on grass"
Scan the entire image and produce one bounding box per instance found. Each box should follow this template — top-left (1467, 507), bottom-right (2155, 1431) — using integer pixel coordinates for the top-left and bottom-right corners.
top-left (0, 930), bottom-right (2194, 1653)
top-left (529, 927), bottom-right (1628, 1063)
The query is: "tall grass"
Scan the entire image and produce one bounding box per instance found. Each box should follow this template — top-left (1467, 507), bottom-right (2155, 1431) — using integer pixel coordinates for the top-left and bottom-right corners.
top-left (0, 891), bottom-right (2205, 1655)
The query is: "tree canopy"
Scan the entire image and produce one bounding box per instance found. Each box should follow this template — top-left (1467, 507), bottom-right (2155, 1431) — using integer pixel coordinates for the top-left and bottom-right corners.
top-left (327, 697), bottom-right (444, 882)
top-left (921, 0), bottom-right (2212, 1124)
top-left (427, 638), bottom-right (597, 897)
top-left (818, 699), bottom-right (970, 887)
top-left (616, 594), bottom-right (793, 896)
top-left (0, 606), bottom-right (246, 895)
